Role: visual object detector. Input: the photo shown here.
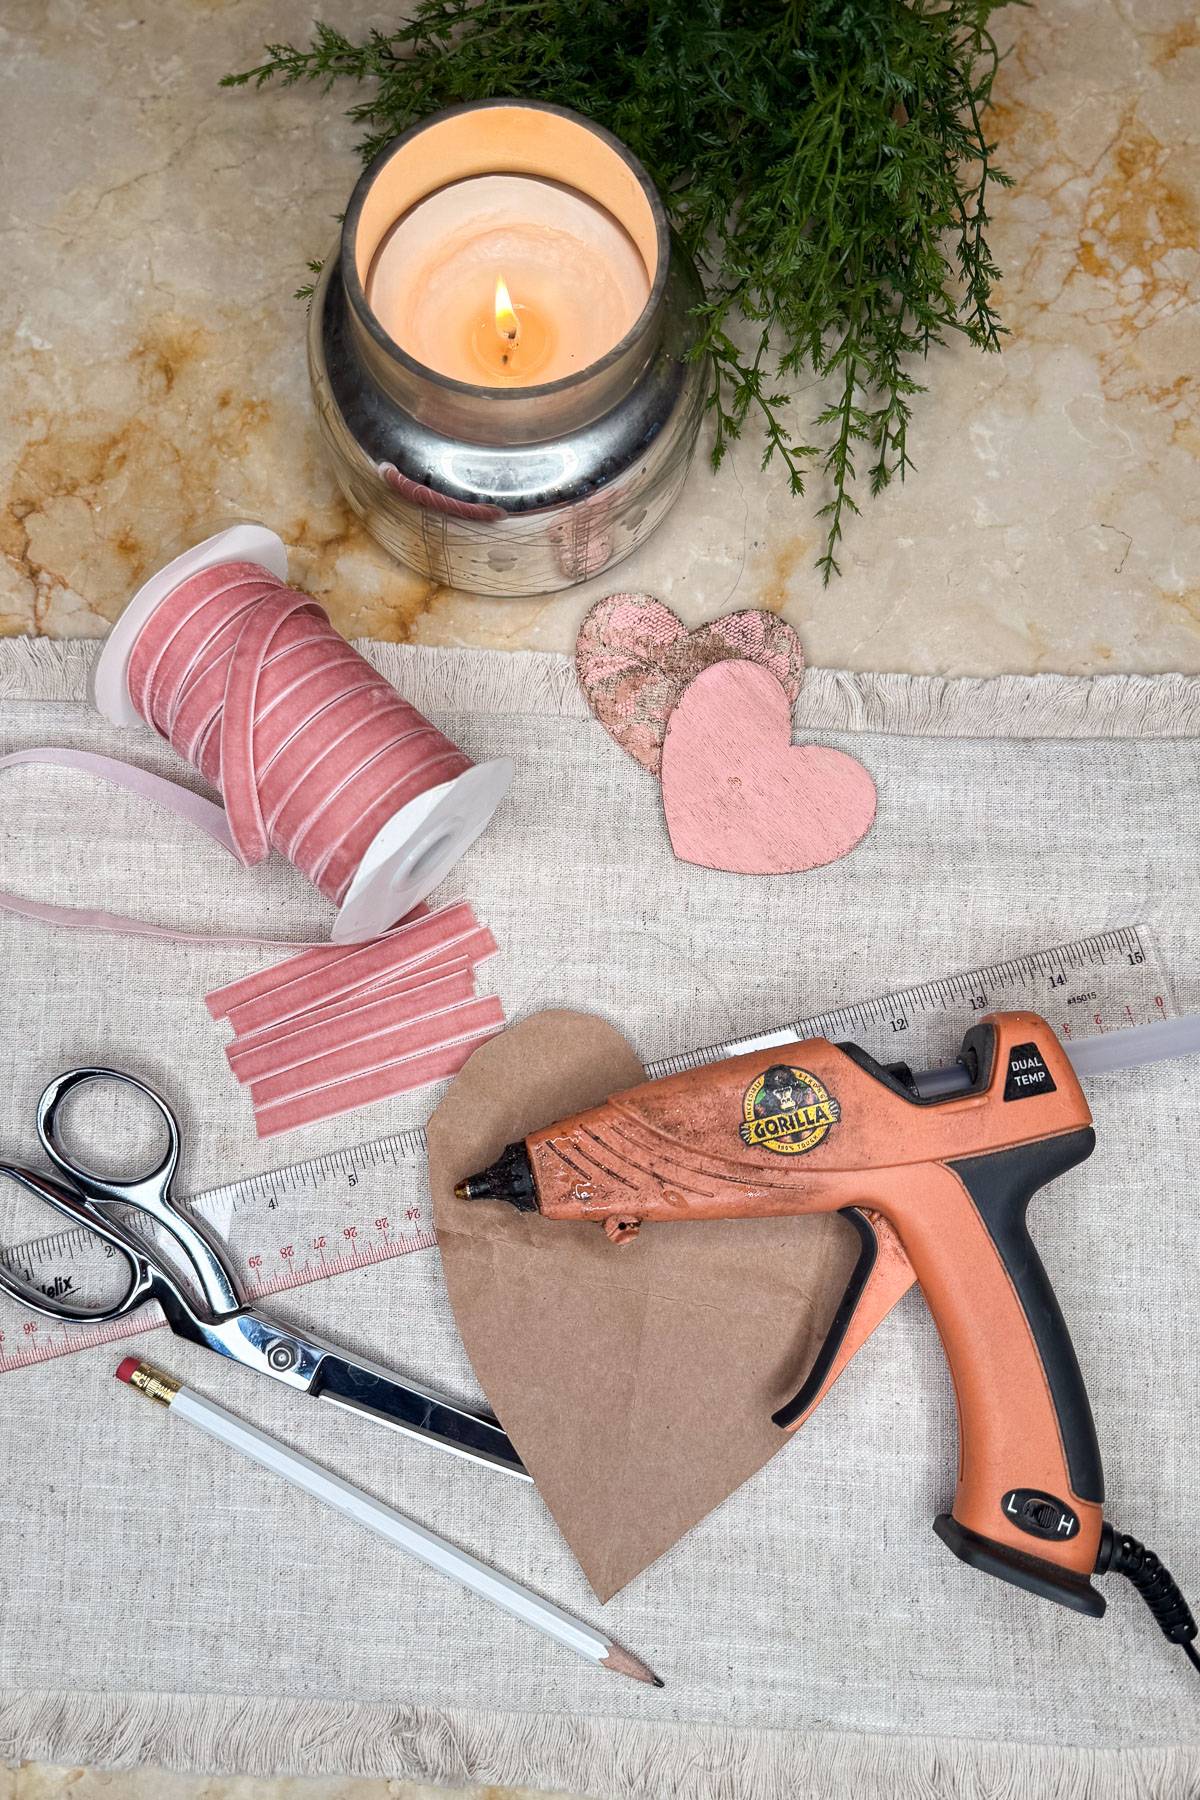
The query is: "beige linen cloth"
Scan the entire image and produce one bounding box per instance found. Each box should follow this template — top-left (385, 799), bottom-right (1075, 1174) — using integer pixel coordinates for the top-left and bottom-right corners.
top-left (0, 638), bottom-right (1197, 1798)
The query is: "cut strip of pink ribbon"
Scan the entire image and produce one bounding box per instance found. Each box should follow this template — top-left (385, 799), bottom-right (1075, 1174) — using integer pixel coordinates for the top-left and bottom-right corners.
top-left (224, 949), bottom-right (479, 1047)
top-left (218, 904), bottom-right (493, 1037)
top-left (248, 994), bottom-right (506, 1108)
top-left (203, 906), bottom-right (431, 1018)
top-left (253, 1031), bottom-right (501, 1138)
top-left (224, 957), bottom-right (474, 1067)
top-left (226, 968), bottom-right (480, 1085)
top-left (208, 901), bottom-right (506, 1139)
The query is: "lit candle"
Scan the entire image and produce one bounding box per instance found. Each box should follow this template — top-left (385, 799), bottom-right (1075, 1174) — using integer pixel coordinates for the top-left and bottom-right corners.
top-left (365, 171), bottom-right (652, 387)
top-left (312, 101), bottom-right (708, 596)
top-left (494, 276), bottom-right (519, 347)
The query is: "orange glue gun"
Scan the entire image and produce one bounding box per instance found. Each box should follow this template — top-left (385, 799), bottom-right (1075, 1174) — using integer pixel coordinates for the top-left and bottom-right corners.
top-left (458, 1010), bottom-right (1199, 1667)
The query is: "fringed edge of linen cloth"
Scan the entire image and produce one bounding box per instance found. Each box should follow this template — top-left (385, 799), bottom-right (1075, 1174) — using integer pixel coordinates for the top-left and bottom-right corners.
top-left (3, 636), bottom-right (1200, 738)
top-left (2, 1691), bottom-right (1198, 1799)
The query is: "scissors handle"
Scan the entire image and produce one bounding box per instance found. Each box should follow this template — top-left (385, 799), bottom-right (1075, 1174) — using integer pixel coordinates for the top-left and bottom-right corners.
top-left (38, 1067), bottom-right (180, 1206)
top-left (0, 1162), bottom-right (156, 1322)
top-left (32, 1068), bottom-right (242, 1323)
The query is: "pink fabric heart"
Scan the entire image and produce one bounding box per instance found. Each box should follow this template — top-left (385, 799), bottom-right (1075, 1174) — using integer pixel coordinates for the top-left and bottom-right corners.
top-left (576, 592), bottom-right (805, 774)
top-left (661, 660), bottom-right (877, 874)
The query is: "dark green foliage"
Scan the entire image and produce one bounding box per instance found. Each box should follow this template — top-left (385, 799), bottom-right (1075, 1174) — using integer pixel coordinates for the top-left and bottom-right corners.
top-left (225, 0), bottom-right (1015, 580)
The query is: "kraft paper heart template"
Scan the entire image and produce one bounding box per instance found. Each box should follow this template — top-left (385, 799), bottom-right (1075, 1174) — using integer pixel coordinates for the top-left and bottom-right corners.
top-left (430, 1009), bottom-right (862, 1600)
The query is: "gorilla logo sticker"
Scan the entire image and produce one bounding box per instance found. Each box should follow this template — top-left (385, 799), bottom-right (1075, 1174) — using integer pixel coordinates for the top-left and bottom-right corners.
top-left (739, 1064), bottom-right (841, 1156)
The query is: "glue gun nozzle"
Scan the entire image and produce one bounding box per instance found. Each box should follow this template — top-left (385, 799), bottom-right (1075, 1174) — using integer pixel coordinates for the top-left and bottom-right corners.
top-left (454, 1141), bottom-right (539, 1212)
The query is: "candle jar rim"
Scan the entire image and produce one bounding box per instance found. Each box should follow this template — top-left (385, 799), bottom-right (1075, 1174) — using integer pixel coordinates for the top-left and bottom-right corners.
top-left (341, 97), bottom-right (672, 405)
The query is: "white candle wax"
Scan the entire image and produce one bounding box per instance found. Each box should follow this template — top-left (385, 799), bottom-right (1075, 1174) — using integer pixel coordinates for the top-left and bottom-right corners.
top-left (366, 174), bottom-right (652, 388)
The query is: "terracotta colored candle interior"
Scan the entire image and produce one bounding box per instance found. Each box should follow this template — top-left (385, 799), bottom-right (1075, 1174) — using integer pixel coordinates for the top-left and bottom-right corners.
top-left (367, 174), bottom-right (651, 386)
top-left (352, 104), bottom-right (662, 392)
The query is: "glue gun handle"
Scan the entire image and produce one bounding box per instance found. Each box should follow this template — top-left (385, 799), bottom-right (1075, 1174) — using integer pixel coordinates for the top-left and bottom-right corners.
top-left (911, 1131), bottom-right (1107, 1616)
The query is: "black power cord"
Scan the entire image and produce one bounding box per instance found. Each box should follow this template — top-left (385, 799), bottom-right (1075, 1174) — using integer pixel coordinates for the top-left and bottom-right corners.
top-left (1097, 1523), bottom-right (1200, 1674)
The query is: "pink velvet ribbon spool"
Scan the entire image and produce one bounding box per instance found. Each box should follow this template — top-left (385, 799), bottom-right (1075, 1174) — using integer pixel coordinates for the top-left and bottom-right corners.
top-left (90, 524), bottom-right (512, 942)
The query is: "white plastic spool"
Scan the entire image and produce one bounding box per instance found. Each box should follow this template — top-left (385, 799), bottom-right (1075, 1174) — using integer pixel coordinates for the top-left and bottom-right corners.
top-left (90, 524), bottom-right (513, 943)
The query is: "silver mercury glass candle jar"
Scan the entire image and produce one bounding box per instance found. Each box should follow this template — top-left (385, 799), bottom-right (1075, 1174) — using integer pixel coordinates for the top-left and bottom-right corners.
top-left (308, 99), bottom-right (707, 597)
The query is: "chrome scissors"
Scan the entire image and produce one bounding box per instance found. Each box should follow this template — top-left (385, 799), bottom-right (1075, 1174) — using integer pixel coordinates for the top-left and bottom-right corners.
top-left (0, 1068), bottom-right (527, 1480)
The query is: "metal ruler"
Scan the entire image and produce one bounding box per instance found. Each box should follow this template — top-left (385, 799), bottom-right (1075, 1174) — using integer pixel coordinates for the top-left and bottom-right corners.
top-left (0, 925), bottom-right (1173, 1375)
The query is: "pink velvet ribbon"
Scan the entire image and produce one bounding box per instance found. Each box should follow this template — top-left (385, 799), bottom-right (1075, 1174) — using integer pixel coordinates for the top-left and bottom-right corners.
top-left (0, 559), bottom-right (477, 945)
top-left (208, 908), bottom-right (505, 1138)
top-left (202, 904), bottom-right (430, 1019)
top-left (252, 1031), bottom-right (501, 1137)
top-left (225, 968), bottom-right (479, 1084)
top-left (0, 560), bottom-right (508, 1134)
top-left (217, 903), bottom-right (493, 1036)
top-left (223, 957), bottom-right (472, 1063)
top-left (127, 560), bottom-right (473, 907)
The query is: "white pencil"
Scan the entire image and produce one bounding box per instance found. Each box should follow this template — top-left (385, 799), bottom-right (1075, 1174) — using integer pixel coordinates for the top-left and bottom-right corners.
top-left (115, 1357), bottom-right (661, 1687)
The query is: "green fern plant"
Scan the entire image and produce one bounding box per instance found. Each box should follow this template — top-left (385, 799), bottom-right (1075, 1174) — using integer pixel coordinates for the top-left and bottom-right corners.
top-left (225, 0), bottom-right (1015, 581)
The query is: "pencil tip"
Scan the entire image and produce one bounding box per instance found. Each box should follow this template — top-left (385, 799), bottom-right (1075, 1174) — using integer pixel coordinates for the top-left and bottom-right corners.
top-left (601, 1645), bottom-right (663, 1686)
top-left (652, 1675), bottom-right (665, 1688)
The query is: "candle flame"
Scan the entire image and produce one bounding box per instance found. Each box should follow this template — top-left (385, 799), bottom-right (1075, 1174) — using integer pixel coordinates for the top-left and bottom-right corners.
top-left (494, 274), bottom-right (520, 345)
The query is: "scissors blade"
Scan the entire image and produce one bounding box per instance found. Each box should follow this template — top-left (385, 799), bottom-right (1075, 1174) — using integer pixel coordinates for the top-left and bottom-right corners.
top-left (309, 1354), bottom-right (530, 1481)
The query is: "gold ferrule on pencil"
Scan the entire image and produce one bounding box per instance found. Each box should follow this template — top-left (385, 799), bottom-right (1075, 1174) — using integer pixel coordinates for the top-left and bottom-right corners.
top-left (126, 1360), bottom-right (181, 1408)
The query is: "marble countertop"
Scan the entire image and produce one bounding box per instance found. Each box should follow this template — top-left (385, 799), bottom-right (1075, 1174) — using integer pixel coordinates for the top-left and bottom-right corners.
top-left (2, 0), bottom-right (1198, 674)
top-left (1, 6), bottom-right (1198, 1800)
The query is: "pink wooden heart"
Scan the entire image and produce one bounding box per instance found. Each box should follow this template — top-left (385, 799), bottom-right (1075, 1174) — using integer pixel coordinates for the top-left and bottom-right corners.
top-left (661, 660), bottom-right (876, 874)
top-left (576, 592), bottom-right (805, 774)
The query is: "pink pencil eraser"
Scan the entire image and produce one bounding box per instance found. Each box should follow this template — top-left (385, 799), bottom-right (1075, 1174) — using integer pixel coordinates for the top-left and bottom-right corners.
top-left (115, 1356), bottom-right (141, 1385)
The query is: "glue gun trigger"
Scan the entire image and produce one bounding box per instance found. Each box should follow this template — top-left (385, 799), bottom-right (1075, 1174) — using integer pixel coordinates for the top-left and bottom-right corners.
top-left (772, 1206), bottom-right (916, 1432)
